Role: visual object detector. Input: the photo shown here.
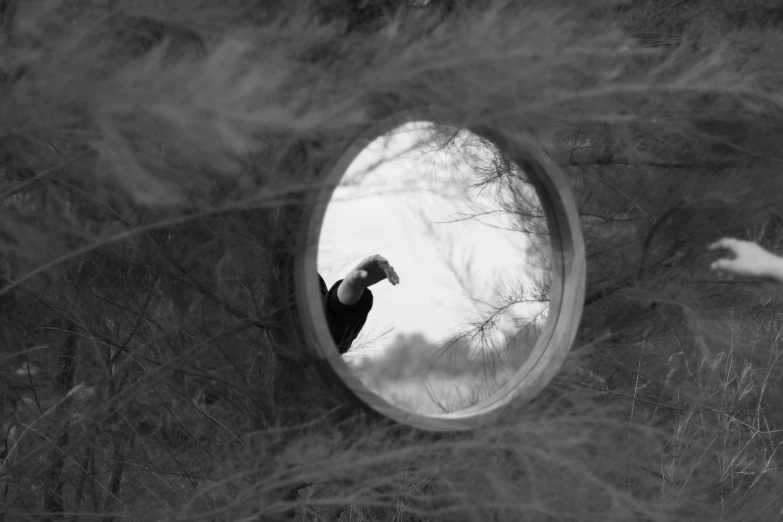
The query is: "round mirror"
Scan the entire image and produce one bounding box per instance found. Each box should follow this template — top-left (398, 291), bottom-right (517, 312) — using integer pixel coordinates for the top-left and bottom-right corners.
top-left (297, 113), bottom-right (585, 431)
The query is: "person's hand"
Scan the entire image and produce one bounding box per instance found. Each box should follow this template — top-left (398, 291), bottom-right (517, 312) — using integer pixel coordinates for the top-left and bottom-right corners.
top-left (708, 238), bottom-right (783, 281)
top-left (337, 255), bottom-right (400, 305)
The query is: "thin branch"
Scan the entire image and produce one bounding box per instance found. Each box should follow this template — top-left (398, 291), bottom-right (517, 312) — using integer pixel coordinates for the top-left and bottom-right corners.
top-left (0, 183), bottom-right (315, 300)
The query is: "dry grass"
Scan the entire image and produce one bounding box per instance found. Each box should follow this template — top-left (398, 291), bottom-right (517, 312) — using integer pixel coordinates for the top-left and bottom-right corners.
top-left (2, 0), bottom-right (783, 520)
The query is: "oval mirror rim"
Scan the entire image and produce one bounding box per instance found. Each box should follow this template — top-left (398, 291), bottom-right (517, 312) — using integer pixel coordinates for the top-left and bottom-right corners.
top-left (295, 110), bottom-right (586, 431)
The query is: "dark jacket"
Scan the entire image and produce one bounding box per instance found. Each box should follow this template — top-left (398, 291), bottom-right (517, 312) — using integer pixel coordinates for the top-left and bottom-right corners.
top-left (319, 275), bottom-right (373, 354)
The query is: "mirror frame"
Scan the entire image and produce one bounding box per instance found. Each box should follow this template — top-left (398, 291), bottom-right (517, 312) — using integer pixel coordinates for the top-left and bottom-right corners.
top-left (295, 111), bottom-right (586, 431)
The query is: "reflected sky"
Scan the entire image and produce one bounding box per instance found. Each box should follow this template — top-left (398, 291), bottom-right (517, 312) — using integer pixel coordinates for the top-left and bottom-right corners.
top-left (318, 122), bottom-right (548, 371)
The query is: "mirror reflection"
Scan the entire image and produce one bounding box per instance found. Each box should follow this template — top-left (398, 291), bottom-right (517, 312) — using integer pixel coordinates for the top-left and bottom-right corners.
top-left (317, 122), bottom-right (552, 415)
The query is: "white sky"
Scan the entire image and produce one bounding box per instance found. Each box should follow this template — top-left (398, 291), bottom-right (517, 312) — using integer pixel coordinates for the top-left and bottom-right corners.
top-left (317, 122), bottom-right (551, 412)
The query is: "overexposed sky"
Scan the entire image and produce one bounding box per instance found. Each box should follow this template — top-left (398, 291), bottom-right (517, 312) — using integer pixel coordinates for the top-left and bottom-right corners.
top-left (318, 122), bottom-right (549, 369)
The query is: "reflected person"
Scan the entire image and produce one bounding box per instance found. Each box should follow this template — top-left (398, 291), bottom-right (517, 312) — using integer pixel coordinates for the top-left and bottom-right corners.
top-left (319, 254), bottom-right (400, 354)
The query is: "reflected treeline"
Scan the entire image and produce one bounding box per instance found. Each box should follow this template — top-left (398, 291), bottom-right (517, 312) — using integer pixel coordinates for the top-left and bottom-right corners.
top-left (350, 312), bottom-right (546, 414)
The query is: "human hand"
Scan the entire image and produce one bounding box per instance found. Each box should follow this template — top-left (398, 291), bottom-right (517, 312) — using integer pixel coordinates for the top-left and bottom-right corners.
top-left (708, 238), bottom-right (783, 281)
top-left (337, 255), bottom-right (400, 305)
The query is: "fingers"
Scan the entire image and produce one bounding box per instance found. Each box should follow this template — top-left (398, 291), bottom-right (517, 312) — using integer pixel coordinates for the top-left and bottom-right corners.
top-left (708, 237), bottom-right (740, 252)
top-left (387, 265), bottom-right (400, 285)
top-left (709, 238), bottom-right (738, 272)
top-left (711, 258), bottom-right (736, 272)
top-left (379, 259), bottom-right (399, 285)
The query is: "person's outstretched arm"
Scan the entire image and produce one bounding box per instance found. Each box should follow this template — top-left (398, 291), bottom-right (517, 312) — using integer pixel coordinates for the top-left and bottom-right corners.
top-left (336, 254), bottom-right (399, 305)
top-left (320, 255), bottom-right (400, 353)
top-left (708, 238), bottom-right (783, 283)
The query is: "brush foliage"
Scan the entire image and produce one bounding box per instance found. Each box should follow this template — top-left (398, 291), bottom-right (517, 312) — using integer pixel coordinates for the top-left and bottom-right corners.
top-left (2, 0), bottom-right (783, 520)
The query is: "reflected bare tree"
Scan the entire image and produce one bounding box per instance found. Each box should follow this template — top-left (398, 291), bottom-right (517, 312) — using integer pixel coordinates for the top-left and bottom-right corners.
top-left (409, 124), bottom-right (553, 411)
